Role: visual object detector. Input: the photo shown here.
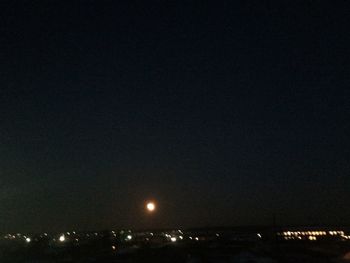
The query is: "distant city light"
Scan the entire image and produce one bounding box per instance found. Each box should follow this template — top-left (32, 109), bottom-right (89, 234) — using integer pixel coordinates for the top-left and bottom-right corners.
top-left (25, 237), bottom-right (31, 243)
top-left (170, 237), bottom-right (177, 242)
top-left (112, 245), bottom-right (116, 250)
top-left (59, 234), bottom-right (65, 242)
top-left (126, 235), bottom-right (132, 240)
top-left (257, 233), bottom-right (262, 238)
top-left (146, 202), bottom-right (156, 212)
top-left (279, 229), bottom-right (345, 240)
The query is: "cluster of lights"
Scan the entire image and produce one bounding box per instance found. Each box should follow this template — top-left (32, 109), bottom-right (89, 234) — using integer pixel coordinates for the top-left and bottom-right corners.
top-left (279, 230), bottom-right (347, 241)
top-left (329, 231), bottom-right (344, 235)
top-left (4, 230), bottom-right (204, 245)
top-left (4, 234), bottom-right (17, 240)
top-left (163, 232), bottom-right (185, 242)
top-left (281, 231), bottom-right (327, 236)
top-left (3, 231), bottom-right (91, 244)
top-left (284, 236), bottom-right (303, 240)
top-left (4, 234), bottom-right (33, 243)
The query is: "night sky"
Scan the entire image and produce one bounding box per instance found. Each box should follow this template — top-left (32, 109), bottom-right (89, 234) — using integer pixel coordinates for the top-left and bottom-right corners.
top-left (1, 1), bottom-right (350, 233)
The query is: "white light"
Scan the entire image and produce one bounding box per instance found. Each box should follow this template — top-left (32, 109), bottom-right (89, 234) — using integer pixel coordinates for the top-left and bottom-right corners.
top-left (25, 237), bottom-right (31, 243)
top-left (112, 245), bottom-right (116, 250)
top-left (146, 202), bottom-right (156, 212)
top-left (195, 237), bottom-right (199, 241)
top-left (179, 235), bottom-right (183, 240)
top-left (126, 235), bottom-right (132, 240)
top-left (170, 237), bottom-right (177, 242)
top-left (308, 236), bottom-right (316, 241)
top-left (257, 233), bottom-right (262, 238)
top-left (59, 235), bottom-right (65, 242)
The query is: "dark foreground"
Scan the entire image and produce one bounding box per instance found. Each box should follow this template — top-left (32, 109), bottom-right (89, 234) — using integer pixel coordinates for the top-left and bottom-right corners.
top-left (1, 228), bottom-right (350, 262)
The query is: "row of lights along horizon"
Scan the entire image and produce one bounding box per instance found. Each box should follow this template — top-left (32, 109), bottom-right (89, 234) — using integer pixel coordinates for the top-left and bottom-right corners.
top-left (2, 229), bottom-right (350, 244)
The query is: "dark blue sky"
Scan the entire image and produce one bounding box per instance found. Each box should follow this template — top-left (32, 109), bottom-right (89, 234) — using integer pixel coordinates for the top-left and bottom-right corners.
top-left (1, 1), bottom-right (349, 232)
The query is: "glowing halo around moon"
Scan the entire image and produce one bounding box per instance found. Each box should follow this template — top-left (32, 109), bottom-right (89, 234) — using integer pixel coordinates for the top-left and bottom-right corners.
top-left (146, 201), bottom-right (156, 212)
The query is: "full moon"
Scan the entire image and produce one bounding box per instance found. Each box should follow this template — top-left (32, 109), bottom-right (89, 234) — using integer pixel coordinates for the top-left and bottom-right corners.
top-left (146, 202), bottom-right (156, 212)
